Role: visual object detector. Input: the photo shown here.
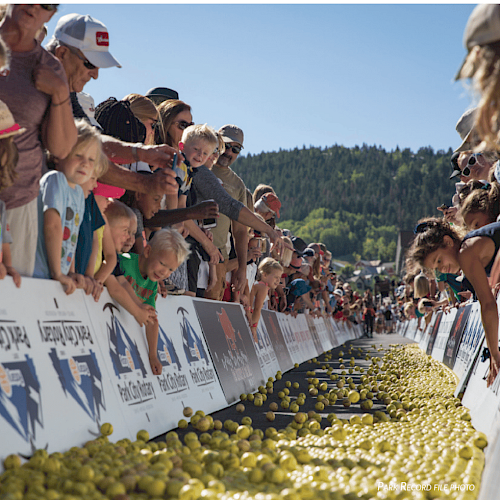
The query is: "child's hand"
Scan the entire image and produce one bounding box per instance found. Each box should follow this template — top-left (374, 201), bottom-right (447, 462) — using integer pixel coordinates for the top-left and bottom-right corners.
top-left (158, 280), bottom-right (168, 298)
top-left (149, 354), bottom-right (162, 376)
top-left (56, 274), bottom-right (76, 295)
top-left (250, 326), bottom-right (258, 343)
top-left (86, 277), bottom-right (103, 302)
top-left (5, 266), bottom-right (21, 288)
top-left (134, 304), bottom-right (157, 327)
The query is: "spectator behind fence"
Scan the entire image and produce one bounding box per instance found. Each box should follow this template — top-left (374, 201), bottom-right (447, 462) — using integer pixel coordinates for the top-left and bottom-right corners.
top-left (0, 99), bottom-right (25, 288)
top-left (33, 120), bottom-right (104, 295)
top-left (117, 228), bottom-right (190, 375)
top-left (407, 217), bottom-right (500, 387)
top-left (45, 13), bottom-right (178, 197)
top-left (0, 5), bottom-right (78, 276)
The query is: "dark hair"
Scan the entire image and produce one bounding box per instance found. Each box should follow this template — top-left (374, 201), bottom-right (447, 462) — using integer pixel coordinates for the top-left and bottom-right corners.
top-left (407, 217), bottom-right (462, 269)
top-left (95, 97), bottom-right (146, 144)
top-left (156, 99), bottom-right (191, 147)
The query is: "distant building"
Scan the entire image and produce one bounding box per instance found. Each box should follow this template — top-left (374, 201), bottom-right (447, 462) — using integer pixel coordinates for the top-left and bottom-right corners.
top-left (395, 231), bottom-right (416, 276)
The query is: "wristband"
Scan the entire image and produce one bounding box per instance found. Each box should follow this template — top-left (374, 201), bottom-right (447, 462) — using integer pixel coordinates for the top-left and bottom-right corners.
top-left (51, 95), bottom-right (70, 107)
top-left (251, 323), bottom-right (258, 328)
top-left (131, 144), bottom-right (140, 162)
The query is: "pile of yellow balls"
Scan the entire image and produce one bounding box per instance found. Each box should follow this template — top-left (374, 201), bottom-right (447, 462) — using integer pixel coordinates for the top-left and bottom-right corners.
top-left (0, 344), bottom-right (487, 499)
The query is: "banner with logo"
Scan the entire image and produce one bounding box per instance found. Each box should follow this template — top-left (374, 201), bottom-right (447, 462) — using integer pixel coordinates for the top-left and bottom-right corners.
top-left (250, 315), bottom-right (281, 380)
top-left (192, 300), bottom-right (265, 404)
top-left (295, 314), bottom-right (320, 360)
top-left (0, 279), bottom-right (129, 462)
top-left (442, 304), bottom-right (472, 369)
top-left (260, 310), bottom-right (294, 372)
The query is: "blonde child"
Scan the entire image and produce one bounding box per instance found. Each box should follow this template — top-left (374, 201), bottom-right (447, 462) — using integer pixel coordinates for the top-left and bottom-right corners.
top-left (248, 257), bottom-right (283, 340)
top-left (117, 228), bottom-right (190, 375)
top-left (34, 120), bottom-right (104, 294)
top-left (164, 124), bottom-right (222, 294)
top-left (0, 100), bottom-right (23, 287)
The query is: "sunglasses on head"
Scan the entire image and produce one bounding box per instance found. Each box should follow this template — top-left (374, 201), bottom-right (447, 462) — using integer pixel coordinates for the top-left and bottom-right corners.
top-left (461, 153), bottom-right (482, 177)
top-left (40, 4), bottom-right (58, 11)
top-left (175, 120), bottom-right (194, 131)
top-left (224, 144), bottom-right (242, 155)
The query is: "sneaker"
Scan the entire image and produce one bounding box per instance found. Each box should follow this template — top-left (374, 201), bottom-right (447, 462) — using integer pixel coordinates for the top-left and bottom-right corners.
top-left (163, 279), bottom-right (185, 295)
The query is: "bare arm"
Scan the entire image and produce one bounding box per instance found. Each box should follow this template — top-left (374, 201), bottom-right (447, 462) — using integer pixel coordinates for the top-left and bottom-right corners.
top-left (44, 209), bottom-right (76, 294)
top-left (143, 201), bottom-right (219, 228)
top-left (98, 160), bottom-right (178, 197)
top-left (94, 223), bottom-right (117, 284)
top-left (2, 244), bottom-right (21, 288)
top-left (36, 65), bottom-right (77, 160)
top-left (231, 219), bottom-right (249, 293)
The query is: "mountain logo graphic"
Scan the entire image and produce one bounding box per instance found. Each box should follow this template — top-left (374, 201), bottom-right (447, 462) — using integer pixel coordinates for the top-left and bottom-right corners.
top-left (157, 324), bottom-right (181, 370)
top-left (178, 307), bottom-right (208, 365)
top-left (49, 349), bottom-right (105, 422)
top-left (0, 357), bottom-right (42, 442)
top-left (104, 303), bottom-right (147, 379)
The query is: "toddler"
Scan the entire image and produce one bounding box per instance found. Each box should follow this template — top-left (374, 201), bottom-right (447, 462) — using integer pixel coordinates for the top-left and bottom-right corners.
top-left (117, 228), bottom-right (190, 375)
top-left (34, 120), bottom-right (104, 294)
top-left (248, 257), bottom-right (283, 340)
top-left (0, 99), bottom-right (23, 287)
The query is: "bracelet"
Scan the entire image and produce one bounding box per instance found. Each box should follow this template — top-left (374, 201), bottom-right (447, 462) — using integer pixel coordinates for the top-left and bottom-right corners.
top-left (131, 144), bottom-right (140, 162)
top-left (251, 323), bottom-right (258, 328)
top-left (51, 95), bottom-right (70, 107)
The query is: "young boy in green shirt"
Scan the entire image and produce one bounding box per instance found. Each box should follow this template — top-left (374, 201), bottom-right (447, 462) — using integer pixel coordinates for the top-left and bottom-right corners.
top-left (118, 227), bottom-right (190, 375)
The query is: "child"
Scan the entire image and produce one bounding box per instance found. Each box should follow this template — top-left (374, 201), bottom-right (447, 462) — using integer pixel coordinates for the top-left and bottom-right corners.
top-left (33, 120), bottom-right (104, 294)
top-left (248, 257), bottom-right (283, 340)
top-left (164, 124), bottom-right (222, 294)
top-left (408, 217), bottom-right (500, 386)
top-left (0, 99), bottom-right (23, 287)
top-left (117, 227), bottom-right (190, 375)
top-left (459, 181), bottom-right (500, 230)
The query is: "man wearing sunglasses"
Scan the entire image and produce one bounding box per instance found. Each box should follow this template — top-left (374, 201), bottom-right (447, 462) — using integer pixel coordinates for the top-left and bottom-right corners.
top-left (46, 13), bottom-right (178, 198)
top-left (205, 125), bottom-right (250, 300)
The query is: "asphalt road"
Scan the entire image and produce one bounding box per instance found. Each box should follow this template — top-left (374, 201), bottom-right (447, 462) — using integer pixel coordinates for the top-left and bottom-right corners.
top-left (155, 331), bottom-right (415, 440)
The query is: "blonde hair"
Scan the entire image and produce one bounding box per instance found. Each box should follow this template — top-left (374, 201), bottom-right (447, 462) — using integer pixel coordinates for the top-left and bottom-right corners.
top-left (258, 257), bottom-right (283, 276)
top-left (181, 123), bottom-right (218, 149)
top-left (0, 136), bottom-right (18, 192)
top-left (413, 272), bottom-right (430, 299)
top-left (277, 236), bottom-right (293, 268)
top-left (123, 93), bottom-right (159, 146)
top-left (72, 120), bottom-right (107, 178)
top-left (105, 199), bottom-right (135, 225)
top-left (149, 227), bottom-right (191, 265)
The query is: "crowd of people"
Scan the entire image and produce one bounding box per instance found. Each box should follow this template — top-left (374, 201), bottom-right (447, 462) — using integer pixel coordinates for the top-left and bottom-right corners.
top-left (0, 5), bottom-right (389, 376)
top-left (401, 4), bottom-right (500, 387)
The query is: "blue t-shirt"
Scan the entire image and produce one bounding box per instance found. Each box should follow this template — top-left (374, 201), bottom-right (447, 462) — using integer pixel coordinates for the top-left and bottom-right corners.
top-left (34, 171), bottom-right (85, 279)
top-left (74, 193), bottom-right (105, 275)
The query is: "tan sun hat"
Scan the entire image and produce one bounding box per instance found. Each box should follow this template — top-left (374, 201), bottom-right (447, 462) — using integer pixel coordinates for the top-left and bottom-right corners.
top-left (0, 100), bottom-right (26, 139)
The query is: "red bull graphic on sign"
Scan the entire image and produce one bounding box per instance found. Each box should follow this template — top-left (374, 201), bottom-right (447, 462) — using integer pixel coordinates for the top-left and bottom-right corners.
top-left (193, 300), bottom-right (264, 404)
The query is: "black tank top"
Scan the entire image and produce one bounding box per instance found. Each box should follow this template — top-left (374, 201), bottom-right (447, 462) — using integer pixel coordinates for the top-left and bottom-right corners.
top-left (461, 221), bottom-right (500, 276)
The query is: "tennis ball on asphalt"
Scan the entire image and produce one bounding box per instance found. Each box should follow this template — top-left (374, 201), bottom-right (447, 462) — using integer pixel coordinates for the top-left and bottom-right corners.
top-left (236, 404), bottom-right (245, 413)
top-left (293, 382), bottom-right (300, 389)
top-left (269, 402), bottom-right (278, 411)
top-left (266, 411), bottom-right (276, 422)
top-left (178, 419), bottom-right (188, 429)
top-left (183, 407), bottom-right (193, 417)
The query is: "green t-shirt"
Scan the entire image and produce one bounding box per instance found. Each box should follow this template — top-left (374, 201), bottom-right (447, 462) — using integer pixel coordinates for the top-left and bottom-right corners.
top-left (118, 252), bottom-right (158, 307)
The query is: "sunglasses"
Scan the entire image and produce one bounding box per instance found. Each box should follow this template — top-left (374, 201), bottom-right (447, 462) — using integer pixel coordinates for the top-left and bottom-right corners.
top-left (175, 120), bottom-right (194, 131)
top-left (461, 153), bottom-right (482, 177)
top-left (40, 4), bottom-right (58, 11)
top-left (224, 144), bottom-right (242, 155)
top-left (67, 46), bottom-right (97, 70)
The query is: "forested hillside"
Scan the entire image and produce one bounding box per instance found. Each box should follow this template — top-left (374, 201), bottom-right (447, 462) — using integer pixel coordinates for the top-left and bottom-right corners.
top-left (233, 144), bottom-right (456, 261)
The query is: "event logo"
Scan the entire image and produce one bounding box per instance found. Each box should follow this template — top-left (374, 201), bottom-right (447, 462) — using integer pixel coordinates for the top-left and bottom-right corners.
top-left (95, 31), bottom-right (109, 46)
top-left (157, 324), bottom-right (181, 370)
top-left (0, 357), bottom-right (42, 442)
top-left (217, 308), bottom-right (243, 356)
top-left (0, 320), bottom-right (31, 351)
top-left (178, 307), bottom-right (208, 366)
top-left (49, 349), bottom-right (104, 421)
top-left (104, 303), bottom-right (147, 379)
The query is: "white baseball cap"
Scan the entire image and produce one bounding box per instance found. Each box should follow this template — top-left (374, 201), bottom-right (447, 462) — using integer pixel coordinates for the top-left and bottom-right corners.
top-left (52, 13), bottom-right (121, 69)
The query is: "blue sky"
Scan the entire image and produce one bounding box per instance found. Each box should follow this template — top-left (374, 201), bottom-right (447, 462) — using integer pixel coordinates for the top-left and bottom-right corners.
top-left (45, 4), bottom-right (476, 156)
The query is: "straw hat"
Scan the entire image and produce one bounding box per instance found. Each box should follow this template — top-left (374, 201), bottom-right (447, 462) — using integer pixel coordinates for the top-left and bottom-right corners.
top-left (0, 100), bottom-right (25, 139)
